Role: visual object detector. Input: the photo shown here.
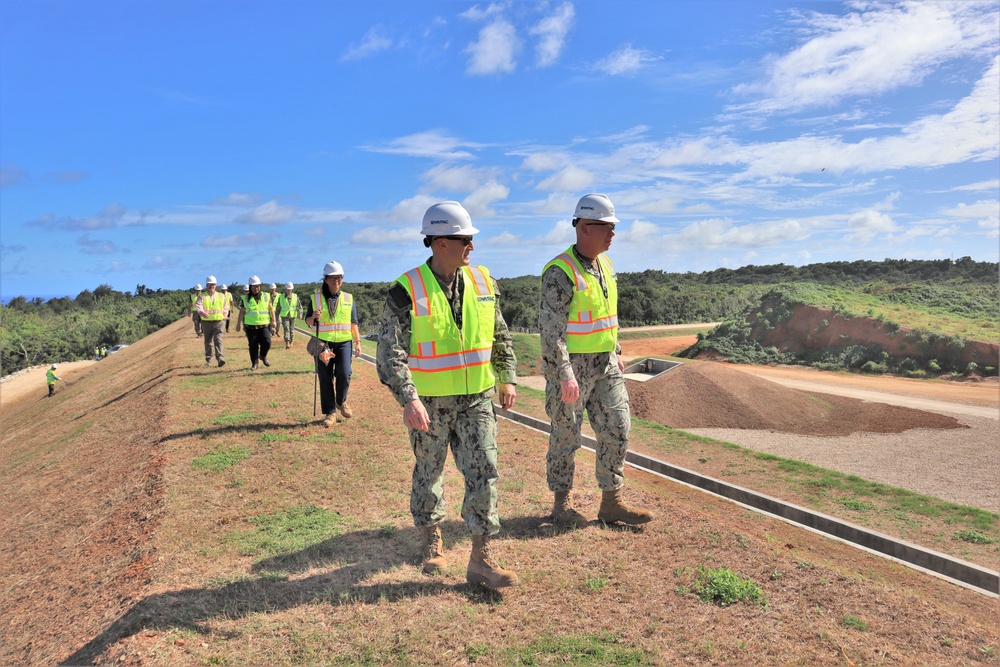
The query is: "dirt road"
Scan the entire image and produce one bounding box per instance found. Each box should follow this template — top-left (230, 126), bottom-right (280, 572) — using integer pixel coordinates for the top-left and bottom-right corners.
top-left (0, 361), bottom-right (96, 410)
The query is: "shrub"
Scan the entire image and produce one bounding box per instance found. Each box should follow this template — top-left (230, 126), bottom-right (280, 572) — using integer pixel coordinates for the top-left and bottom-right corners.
top-left (692, 566), bottom-right (766, 607)
top-left (860, 361), bottom-right (888, 374)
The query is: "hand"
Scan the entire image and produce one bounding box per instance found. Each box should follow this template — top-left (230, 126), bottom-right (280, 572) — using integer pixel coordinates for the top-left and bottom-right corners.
top-left (617, 355), bottom-right (625, 373)
top-left (497, 383), bottom-right (516, 411)
top-left (403, 399), bottom-right (430, 432)
top-left (353, 342), bottom-right (361, 358)
top-left (235, 324), bottom-right (241, 332)
top-left (560, 377), bottom-right (579, 404)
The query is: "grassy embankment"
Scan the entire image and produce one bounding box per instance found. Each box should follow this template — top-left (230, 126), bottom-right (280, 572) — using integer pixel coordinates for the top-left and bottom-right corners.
top-left (9, 320), bottom-right (996, 666)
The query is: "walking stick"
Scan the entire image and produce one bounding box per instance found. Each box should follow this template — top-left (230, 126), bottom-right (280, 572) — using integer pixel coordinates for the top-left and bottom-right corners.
top-left (313, 318), bottom-right (320, 417)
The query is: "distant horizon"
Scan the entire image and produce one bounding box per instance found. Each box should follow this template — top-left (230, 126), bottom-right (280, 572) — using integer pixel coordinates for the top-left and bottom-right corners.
top-left (2, 253), bottom-right (996, 306)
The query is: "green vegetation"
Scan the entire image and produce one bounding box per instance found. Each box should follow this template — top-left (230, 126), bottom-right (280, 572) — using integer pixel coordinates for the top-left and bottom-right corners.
top-left (691, 566), bottom-right (767, 607)
top-left (225, 505), bottom-right (349, 560)
top-left (841, 614), bottom-right (868, 631)
top-left (466, 631), bottom-right (654, 665)
top-left (953, 530), bottom-right (996, 545)
top-left (512, 332), bottom-right (542, 377)
top-left (191, 446), bottom-right (252, 472)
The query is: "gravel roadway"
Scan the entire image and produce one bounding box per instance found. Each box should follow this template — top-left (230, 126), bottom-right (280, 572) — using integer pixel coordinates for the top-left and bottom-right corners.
top-left (519, 364), bottom-right (999, 513)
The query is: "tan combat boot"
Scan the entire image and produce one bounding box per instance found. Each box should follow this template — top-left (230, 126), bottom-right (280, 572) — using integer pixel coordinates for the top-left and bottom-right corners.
top-left (466, 534), bottom-right (518, 588)
top-left (322, 412), bottom-right (337, 428)
top-left (551, 490), bottom-right (590, 529)
top-left (339, 402), bottom-right (353, 419)
top-left (421, 525), bottom-right (448, 574)
top-left (598, 488), bottom-right (653, 525)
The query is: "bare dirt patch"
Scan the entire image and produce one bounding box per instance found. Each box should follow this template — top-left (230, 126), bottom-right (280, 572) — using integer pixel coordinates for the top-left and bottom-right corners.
top-left (627, 362), bottom-right (965, 435)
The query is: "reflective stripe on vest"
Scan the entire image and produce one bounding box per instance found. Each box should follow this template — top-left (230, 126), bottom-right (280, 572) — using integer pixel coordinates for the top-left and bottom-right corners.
top-left (543, 246), bottom-right (619, 353)
top-left (200, 292), bottom-right (227, 321)
top-left (311, 291), bottom-right (353, 342)
top-left (397, 264), bottom-right (496, 397)
top-left (242, 292), bottom-right (271, 326)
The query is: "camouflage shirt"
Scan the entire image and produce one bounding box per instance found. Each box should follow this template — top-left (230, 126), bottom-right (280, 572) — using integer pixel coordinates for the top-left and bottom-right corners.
top-left (376, 258), bottom-right (517, 407)
top-left (539, 244), bottom-right (621, 381)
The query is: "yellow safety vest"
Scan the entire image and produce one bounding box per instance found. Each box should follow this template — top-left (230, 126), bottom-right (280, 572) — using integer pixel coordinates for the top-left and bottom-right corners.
top-left (278, 293), bottom-right (299, 318)
top-left (396, 263), bottom-right (496, 397)
top-left (543, 246), bottom-right (619, 353)
top-left (199, 292), bottom-right (227, 321)
top-left (311, 291), bottom-right (353, 343)
top-left (222, 292), bottom-right (234, 314)
top-left (242, 293), bottom-right (271, 326)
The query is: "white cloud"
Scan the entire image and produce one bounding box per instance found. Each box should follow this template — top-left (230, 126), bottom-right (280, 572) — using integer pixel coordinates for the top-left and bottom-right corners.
top-left (520, 152), bottom-right (566, 172)
top-left (730, 1), bottom-right (999, 115)
top-left (29, 204), bottom-right (127, 231)
top-left (536, 165), bottom-right (594, 192)
top-left (236, 200), bottom-right (296, 225)
top-left (940, 199), bottom-right (999, 219)
top-left (951, 179), bottom-right (1000, 192)
top-left (594, 45), bottom-right (657, 76)
top-left (847, 209), bottom-right (898, 242)
top-left (671, 217), bottom-right (818, 249)
top-left (618, 219), bottom-right (660, 244)
top-left (212, 192), bottom-right (262, 206)
top-left (363, 130), bottom-right (483, 160)
top-left (529, 1), bottom-right (574, 67)
top-left (202, 232), bottom-right (279, 247)
top-left (422, 164), bottom-right (499, 192)
top-left (143, 256), bottom-right (181, 270)
top-left (340, 25), bottom-right (393, 62)
top-left (978, 217), bottom-right (1000, 237)
top-left (541, 219), bottom-right (576, 245)
top-left (536, 192), bottom-right (578, 215)
top-left (463, 181), bottom-right (510, 217)
top-left (303, 226), bottom-right (326, 237)
top-left (389, 194), bottom-right (441, 223)
top-left (460, 3), bottom-right (506, 21)
top-left (490, 230), bottom-right (522, 246)
top-left (348, 225), bottom-right (423, 245)
top-left (465, 19), bottom-right (520, 75)
top-left (76, 233), bottom-right (118, 255)
top-left (0, 163), bottom-right (28, 188)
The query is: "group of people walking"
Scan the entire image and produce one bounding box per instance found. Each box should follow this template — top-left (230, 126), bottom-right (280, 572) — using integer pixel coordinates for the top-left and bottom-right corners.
top-left (177, 193), bottom-right (649, 591)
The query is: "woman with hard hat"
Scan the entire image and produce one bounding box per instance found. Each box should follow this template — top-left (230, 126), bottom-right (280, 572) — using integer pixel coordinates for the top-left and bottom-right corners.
top-left (305, 260), bottom-right (362, 427)
top-left (236, 275), bottom-right (276, 370)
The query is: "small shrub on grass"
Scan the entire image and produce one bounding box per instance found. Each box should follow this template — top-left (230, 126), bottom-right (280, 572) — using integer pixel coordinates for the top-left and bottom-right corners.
top-left (585, 577), bottom-right (610, 592)
top-left (840, 499), bottom-right (875, 512)
top-left (841, 614), bottom-right (868, 631)
top-left (191, 446), bottom-right (251, 472)
top-left (953, 530), bottom-right (996, 545)
top-left (692, 566), bottom-right (766, 607)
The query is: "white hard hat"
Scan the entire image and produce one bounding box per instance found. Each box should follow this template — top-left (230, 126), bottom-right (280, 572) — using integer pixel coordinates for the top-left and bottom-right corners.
top-left (421, 201), bottom-right (480, 236)
top-left (323, 261), bottom-right (344, 277)
top-left (269, 283), bottom-right (277, 289)
top-left (285, 282), bottom-right (294, 289)
top-left (220, 284), bottom-right (228, 290)
top-left (248, 275), bottom-right (262, 286)
top-left (574, 193), bottom-right (619, 223)
top-left (195, 284), bottom-right (203, 290)
top-left (206, 275), bottom-right (217, 285)
top-left (51, 364), bottom-right (58, 369)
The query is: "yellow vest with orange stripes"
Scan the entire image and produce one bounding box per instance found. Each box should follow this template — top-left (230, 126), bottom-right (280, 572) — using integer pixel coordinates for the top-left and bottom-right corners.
top-left (311, 291), bottom-right (353, 343)
top-left (396, 263), bottom-right (496, 396)
top-left (543, 246), bottom-right (619, 353)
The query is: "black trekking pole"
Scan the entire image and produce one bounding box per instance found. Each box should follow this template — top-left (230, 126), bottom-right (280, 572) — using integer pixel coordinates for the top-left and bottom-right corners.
top-left (313, 318), bottom-right (320, 417)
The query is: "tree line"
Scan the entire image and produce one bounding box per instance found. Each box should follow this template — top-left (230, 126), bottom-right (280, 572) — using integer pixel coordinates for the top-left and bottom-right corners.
top-left (2, 258), bottom-right (996, 376)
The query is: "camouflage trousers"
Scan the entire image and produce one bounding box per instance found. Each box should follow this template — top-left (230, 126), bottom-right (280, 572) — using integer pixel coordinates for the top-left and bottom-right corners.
top-left (280, 316), bottom-right (296, 343)
top-left (545, 352), bottom-right (630, 493)
top-left (409, 391), bottom-right (500, 536)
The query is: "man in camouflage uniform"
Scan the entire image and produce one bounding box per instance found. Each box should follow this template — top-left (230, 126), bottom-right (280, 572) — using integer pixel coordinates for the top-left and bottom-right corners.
top-left (377, 201), bottom-right (518, 589)
top-left (539, 193), bottom-right (653, 528)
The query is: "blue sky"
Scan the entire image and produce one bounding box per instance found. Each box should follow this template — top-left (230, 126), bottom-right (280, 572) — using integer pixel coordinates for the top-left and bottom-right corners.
top-left (1, 0), bottom-right (998, 299)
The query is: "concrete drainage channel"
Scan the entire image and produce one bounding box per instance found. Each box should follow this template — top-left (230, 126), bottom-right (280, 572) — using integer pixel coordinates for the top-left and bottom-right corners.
top-left (307, 333), bottom-right (998, 597)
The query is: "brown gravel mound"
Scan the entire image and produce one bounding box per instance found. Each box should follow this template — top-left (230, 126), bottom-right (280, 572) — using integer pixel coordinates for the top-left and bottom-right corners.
top-left (627, 362), bottom-right (965, 435)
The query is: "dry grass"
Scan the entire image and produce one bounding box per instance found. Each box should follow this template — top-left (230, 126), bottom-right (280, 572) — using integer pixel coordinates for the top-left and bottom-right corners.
top-left (2, 320), bottom-right (998, 666)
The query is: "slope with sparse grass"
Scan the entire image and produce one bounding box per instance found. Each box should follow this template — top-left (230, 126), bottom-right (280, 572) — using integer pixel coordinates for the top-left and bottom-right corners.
top-left (2, 319), bottom-right (998, 667)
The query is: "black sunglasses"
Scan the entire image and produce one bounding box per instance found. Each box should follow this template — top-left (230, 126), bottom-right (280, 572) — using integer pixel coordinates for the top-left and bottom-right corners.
top-left (441, 236), bottom-right (474, 246)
